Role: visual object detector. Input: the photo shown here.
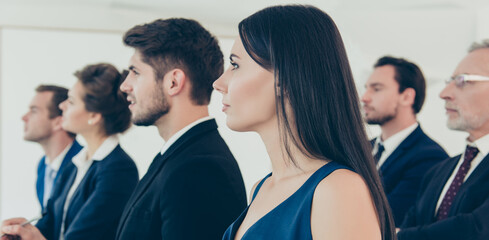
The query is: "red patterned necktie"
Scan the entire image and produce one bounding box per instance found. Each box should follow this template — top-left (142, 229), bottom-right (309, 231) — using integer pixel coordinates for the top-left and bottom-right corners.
top-left (436, 145), bottom-right (479, 221)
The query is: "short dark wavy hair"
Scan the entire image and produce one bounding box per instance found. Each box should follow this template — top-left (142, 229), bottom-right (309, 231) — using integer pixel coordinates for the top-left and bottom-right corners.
top-left (123, 18), bottom-right (224, 105)
top-left (374, 56), bottom-right (426, 114)
top-left (75, 63), bottom-right (131, 135)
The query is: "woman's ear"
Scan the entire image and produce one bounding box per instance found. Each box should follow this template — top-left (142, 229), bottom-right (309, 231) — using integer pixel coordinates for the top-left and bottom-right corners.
top-left (88, 112), bottom-right (103, 126)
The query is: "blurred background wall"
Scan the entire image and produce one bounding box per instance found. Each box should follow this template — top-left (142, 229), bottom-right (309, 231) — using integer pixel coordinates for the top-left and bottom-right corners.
top-left (0, 0), bottom-right (488, 220)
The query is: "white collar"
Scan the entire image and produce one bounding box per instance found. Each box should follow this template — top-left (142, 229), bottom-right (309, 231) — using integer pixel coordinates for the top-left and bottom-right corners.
top-left (376, 122), bottom-right (419, 152)
top-left (466, 133), bottom-right (489, 158)
top-left (72, 135), bottom-right (119, 167)
top-left (45, 141), bottom-right (74, 171)
top-left (160, 116), bottom-right (213, 156)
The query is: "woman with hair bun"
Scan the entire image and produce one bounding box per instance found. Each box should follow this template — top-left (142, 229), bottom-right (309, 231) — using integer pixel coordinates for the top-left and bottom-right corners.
top-left (1, 63), bottom-right (139, 240)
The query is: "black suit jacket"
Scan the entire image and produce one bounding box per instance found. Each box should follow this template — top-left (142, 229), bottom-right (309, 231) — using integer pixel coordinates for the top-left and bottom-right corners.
top-left (399, 153), bottom-right (489, 240)
top-left (36, 145), bottom-right (139, 240)
top-left (373, 126), bottom-right (448, 226)
top-left (116, 119), bottom-right (247, 240)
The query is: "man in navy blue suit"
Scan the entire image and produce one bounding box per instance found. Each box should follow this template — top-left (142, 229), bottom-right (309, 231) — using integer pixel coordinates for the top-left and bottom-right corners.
top-left (362, 56), bottom-right (448, 226)
top-left (398, 40), bottom-right (489, 240)
top-left (22, 85), bottom-right (82, 211)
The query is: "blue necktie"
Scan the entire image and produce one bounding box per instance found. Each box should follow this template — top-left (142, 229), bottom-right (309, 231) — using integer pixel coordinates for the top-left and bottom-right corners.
top-left (43, 166), bottom-right (56, 207)
top-left (374, 142), bottom-right (385, 164)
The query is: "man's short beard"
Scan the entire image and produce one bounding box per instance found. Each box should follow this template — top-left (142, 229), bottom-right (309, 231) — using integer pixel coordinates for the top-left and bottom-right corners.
top-left (367, 114), bottom-right (395, 125)
top-left (446, 112), bottom-right (488, 133)
top-left (366, 106), bottom-right (398, 126)
top-left (132, 107), bottom-right (169, 126)
top-left (132, 86), bottom-right (170, 126)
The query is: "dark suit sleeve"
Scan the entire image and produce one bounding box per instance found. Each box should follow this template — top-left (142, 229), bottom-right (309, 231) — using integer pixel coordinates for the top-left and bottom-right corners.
top-left (159, 157), bottom-right (245, 240)
top-left (35, 198), bottom-right (54, 240)
top-left (398, 196), bottom-right (489, 240)
top-left (387, 150), bottom-right (447, 225)
top-left (400, 204), bottom-right (417, 230)
top-left (64, 160), bottom-right (138, 240)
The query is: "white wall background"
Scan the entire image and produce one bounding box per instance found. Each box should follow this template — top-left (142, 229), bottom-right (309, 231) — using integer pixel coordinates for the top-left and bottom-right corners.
top-left (0, 28), bottom-right (270, 220)
top-left (0, 0), bottom-right (488, 220)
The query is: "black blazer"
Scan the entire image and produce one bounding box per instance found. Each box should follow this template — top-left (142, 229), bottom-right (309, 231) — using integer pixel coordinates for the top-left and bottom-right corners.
top-left (373, 126), bottom-right (448, 226)
top-left (36, 145), bottom-right (139, 240)
top-left (399, 153), bottom-right (489, 240)
top-left (116, 119), bottom-right (247, 240)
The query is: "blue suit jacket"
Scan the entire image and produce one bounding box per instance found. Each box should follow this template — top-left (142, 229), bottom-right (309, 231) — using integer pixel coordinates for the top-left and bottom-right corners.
top-left (372, 126), bottom-right (448, 226)
top-left (399, 153), bottom-right (489, 240)
top-left (36, 144), bottom-right (139, 240)
top-left (36, 140), bottom-right (83, 210)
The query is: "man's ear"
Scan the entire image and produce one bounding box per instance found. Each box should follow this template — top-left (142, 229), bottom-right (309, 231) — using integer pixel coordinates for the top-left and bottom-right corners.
top-left (166, 69), bottom-right (187, 97)
top-left (51, 116), bottom-right (64, 132)
top-left (400, 87), bottom-right (416, 107)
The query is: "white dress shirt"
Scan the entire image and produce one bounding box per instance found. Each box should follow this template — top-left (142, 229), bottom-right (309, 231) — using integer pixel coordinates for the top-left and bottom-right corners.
top-left (159, 116), bottom-right (213, 156)
top-left (59, 136), bottom-right (119, 240)
top-left (435, 133), bottom-right (489, 214)
top-left (43, 142), bottom-right (73, 207)
top-left (373, 123), bottom-right (419, 169)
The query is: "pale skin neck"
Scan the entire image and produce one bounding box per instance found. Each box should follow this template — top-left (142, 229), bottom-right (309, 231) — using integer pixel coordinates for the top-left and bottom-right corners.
top-left (257, 121), bottom-right (325, 181)
top-left (80, 128), bottom-right (108, 161)
top-left (467, 124), bottom-right (489, 142)
top-left (155, 100), bottom-right (209, 141)
top-left (39, 132), bottom-right (75, 163)
top-left (380, 108), bottom-right (417, 141)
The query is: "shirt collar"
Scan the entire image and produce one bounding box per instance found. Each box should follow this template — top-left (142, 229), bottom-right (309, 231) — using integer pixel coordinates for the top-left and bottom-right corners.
top-left (466, 133), bottom-right (489, 159)
top-left (376, 122), bottom-right (419, 153)
top-left (45, 141), bottom-right (74, 171)
top-left (160, 116), bottom-right (213, 155)
top-left (72, 135), bottom-right (119, 168)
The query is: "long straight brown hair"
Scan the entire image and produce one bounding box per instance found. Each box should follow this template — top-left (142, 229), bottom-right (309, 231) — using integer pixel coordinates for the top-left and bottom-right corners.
top-left (239, 5), bottom-right (396, 240)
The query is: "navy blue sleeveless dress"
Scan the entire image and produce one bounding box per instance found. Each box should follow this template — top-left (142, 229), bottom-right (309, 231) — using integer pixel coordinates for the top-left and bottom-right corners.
top-left (222, 161), bottom-right (350, 240)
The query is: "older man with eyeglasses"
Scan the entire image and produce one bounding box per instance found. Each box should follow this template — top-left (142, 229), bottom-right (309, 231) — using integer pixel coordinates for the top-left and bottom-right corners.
top-left (397, 39), bottom-right (489, 240)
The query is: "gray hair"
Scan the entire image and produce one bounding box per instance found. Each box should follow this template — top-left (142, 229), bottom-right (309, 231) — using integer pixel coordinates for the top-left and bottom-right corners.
top-left (469, 39), bottom-right (489, 52)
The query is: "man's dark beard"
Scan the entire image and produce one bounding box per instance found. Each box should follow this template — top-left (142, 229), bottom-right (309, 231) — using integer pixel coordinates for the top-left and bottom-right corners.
top-left (366, 114), bottom-right (395, 126)
top-left (133, 107), bottom-right (169, 126)
top-left (132, 87), bottom-right (170, 126)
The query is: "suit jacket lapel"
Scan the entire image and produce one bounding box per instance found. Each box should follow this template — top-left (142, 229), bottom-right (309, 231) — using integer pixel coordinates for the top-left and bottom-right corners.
top-left (462, 153), bottom-right (489, 186)
top-left (117, 119), bottom-right (218, 234)
top-left (64, 161), bottom-right (98, 222)
top-left (37, 156), bottom-right (46, 206)
top-left (422, 155), bottom-right (460, 223)
top-left (54, 167), bottom-right (77, 240)
top-left (55, 140), bottom-right (82, 185)
top-left (115, 152), bottom-right (162, 237)
top-left (449, 153), bottom-right (489, 215)
top-left (379, 126), bottom-right (423, 174)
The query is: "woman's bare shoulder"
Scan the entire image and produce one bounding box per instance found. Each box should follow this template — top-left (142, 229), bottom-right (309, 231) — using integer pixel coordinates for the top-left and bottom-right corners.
top-left (311, 168), bottom-right (381, 239)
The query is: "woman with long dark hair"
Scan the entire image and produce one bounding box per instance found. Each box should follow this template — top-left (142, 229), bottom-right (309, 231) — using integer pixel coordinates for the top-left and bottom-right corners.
top-left (213, 5), bottom-right (396, 240)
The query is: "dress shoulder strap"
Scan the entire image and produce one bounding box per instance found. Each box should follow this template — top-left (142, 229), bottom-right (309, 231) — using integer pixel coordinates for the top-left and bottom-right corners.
top-left (251, 173), bottom-right (272, 202)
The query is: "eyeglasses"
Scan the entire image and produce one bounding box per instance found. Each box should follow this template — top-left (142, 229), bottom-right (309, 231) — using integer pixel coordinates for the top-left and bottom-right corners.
top-left (446, 74), bottom-right (489, 87)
